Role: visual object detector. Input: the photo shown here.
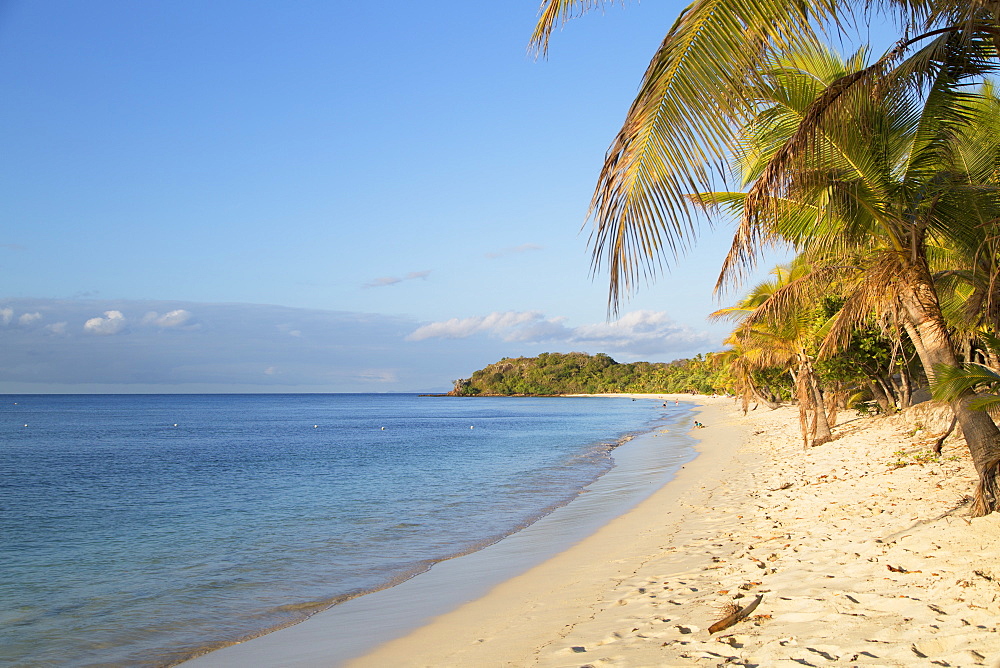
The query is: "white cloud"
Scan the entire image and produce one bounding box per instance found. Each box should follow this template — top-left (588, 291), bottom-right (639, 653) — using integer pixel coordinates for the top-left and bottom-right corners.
top-left (363, 270), bottom-right (431, 288)
top-left (485, 243), bottom-right (543, 259)
top-left (0, 308), bottom-right (12, 325)
top-left (407, 310), bottom-right (711, 357)
top-left (84, 310), bottom-right (127, 335)
top-left (18, 312), bottom-right (42, 326)
top-left (141, 309), bottom-right (193, 328)
top-left (406, 311), bottom-right (559, 342)
top-left (568, 310), bottom-right (710, 356)
top-left (0, 298), bottom-right (462, 392)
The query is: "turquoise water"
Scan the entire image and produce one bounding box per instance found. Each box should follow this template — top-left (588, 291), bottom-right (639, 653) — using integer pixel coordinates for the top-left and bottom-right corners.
top-left (0, 394), bottom-right (689, 667)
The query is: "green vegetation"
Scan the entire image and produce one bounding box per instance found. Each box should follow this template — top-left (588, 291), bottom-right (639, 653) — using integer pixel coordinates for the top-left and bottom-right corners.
top-left (532, 0), bottom-right (1000, 515)
top-left (449, 352), bottom-right (734, 396)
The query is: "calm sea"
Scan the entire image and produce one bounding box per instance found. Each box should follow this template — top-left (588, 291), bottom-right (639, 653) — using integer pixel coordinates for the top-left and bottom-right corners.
top-left (1, 394), bottom-right (692, 667)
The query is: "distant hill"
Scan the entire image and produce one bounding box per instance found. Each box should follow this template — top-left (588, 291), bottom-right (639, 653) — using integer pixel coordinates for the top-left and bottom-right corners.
top-left (448, 351), bottom-right (723, 396)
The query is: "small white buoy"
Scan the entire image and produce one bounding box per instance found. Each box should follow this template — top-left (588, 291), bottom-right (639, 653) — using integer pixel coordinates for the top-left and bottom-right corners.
top-left (24, 424), bottom-right (28, 427)
top-left (381, 426), bottom-right (385, 430)
top-left (470, 425), bottom-right (474, 429)
top-left (173, 424), bottom-right (178, 427)
top-left (314, 425), bottom-right (318, 428)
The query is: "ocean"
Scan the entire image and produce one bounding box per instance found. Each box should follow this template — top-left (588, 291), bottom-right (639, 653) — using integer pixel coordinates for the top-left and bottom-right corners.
top-left (1, 393), bottom-right (694, 667)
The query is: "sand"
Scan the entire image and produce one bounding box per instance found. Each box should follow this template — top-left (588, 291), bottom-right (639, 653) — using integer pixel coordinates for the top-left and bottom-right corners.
top-left (349, 396), bottom-right (1000, 667)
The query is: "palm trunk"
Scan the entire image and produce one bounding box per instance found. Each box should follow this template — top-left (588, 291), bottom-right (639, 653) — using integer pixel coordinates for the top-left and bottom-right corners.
top-left (748, 381), bottom-right (781, 410)
top-left (903, 319), bottom-right (936, 385)
top-left (794, 363), bottom-right (811, 449)
top-left (986, 349), bottom-right (1000, 372)
top-left (796, 354), bottom-right (832, 447)
top-left (808, 366), bottom-right (833, 445)
top-left (901, 280), bottom-right (1000, 516)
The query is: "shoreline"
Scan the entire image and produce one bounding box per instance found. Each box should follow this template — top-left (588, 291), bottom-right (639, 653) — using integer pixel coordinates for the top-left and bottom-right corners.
top-left (350, 397), bottom-right (1000, 667)
top-left (189, 394), bottom-right (1000, 666)
top-left (347, 395), bottom-right (739, 667)
top-left (184, 394), bottom-right (703, 666)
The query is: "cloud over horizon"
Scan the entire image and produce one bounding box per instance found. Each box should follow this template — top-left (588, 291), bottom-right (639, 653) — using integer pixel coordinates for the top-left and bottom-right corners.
top-left (83, 310), bottom-right (127, 335)
top-left (141, 309), bottom-right (195, 329)
top-left (0, 298), bottom-right (460, 392)
top-left (0, 299), bottom-right (720, 393)
top-left (406, 309), bottom-right (712, 358)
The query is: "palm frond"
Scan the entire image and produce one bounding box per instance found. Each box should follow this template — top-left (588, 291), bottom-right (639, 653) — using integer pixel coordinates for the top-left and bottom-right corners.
top-left (579, 0), bottom-right (847, 311)
top-left (932, 362), bottom-right (1000, 402)
top-left (530, 0), bottom-right (621, 56)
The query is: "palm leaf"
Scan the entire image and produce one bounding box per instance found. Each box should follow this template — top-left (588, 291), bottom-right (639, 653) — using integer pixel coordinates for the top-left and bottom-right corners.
top-left (932, 362), bottom-right (1000, 402)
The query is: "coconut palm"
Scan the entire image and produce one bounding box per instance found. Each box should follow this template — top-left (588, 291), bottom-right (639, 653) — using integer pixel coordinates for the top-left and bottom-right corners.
top-left (708, 42), bottom-right (1000, 511)
top-left (532, 1), bottom-right (1000, 304)
top-left (711, 261), bottom-right (836, 446)
top-left (533, 2), bottom-right (1000, 512)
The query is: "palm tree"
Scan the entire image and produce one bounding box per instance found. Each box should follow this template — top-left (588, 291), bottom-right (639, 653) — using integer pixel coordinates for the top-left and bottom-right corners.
top-left (532, 1), bottom-right (1000, 309)
top-left (536, 0), bottom-right (1000, 511)
top-left (711, 262), bottom-right (836, 446)
top-left (701, 41), bottom-right (1000, 512)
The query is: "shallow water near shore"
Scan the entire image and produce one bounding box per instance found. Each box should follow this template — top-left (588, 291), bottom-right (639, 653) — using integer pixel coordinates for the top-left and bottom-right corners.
top-left (1, 393), bottom-right (694, 667)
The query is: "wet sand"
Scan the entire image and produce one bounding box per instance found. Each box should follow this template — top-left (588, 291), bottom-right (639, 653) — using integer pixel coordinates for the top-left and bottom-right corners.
top-left (184, 395), bottom-right (702, 666)
top-left (352, 397), bottom-right (1000, 667)
top-left (192, 396), bottom-right (1000, 666)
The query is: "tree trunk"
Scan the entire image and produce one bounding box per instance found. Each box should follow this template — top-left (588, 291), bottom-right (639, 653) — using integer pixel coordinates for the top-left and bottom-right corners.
top-left (888, 373), bottom-right (904, 408)
top-left (902, 319), bottom-right (939, 385)
top-left (898, 360), bottom-right (912, 409)
top-left (901, 281), bottom-right (1000, 516)
top-left (869, 380), bottom-right (892, 414)
top-left (810, 376), bottom-right (833, 445)
top-left (795, 363), bottom-right (810, 449)
top-left (798, 355), bottom-right (833, 447)
top-left (876, 375), bottom-right (897, 412)
top-left (933, 414), bottom-right (958, 456)
top-left (749, 382), bottom-right (781, 410)
top-left (986, 349), bottom-right (1000, 372)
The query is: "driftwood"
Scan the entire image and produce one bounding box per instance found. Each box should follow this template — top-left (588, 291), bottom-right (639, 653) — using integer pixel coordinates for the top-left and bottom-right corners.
top-left (708, 594), bottom-right (764, 634)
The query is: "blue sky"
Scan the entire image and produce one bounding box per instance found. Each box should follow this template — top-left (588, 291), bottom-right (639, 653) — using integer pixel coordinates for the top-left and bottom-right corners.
top-left (0, 2), bottom-right (892, 393)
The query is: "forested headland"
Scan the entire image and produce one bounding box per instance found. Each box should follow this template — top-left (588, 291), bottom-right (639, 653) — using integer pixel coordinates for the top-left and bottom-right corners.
top-left (449, 352), bottom-right (724, 397)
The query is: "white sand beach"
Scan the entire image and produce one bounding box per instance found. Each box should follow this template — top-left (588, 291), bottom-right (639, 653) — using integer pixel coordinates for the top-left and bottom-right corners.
top-left (349, 396), bottom-right (1000, 667)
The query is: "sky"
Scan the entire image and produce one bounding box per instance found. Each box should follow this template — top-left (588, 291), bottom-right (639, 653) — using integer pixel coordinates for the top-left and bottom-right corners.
top-left (0, 1), bottom-right (894, 393)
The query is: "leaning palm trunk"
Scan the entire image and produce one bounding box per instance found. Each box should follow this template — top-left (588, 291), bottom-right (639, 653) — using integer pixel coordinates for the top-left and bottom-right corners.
top-left (901, 279), bottom-right (1000, 516)
top-left (743, 371), bottom-right (782, 410)
top-left (751, 385), bottom-right (782, 410)
top-left (903, 319), bottom-right (936, 385)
